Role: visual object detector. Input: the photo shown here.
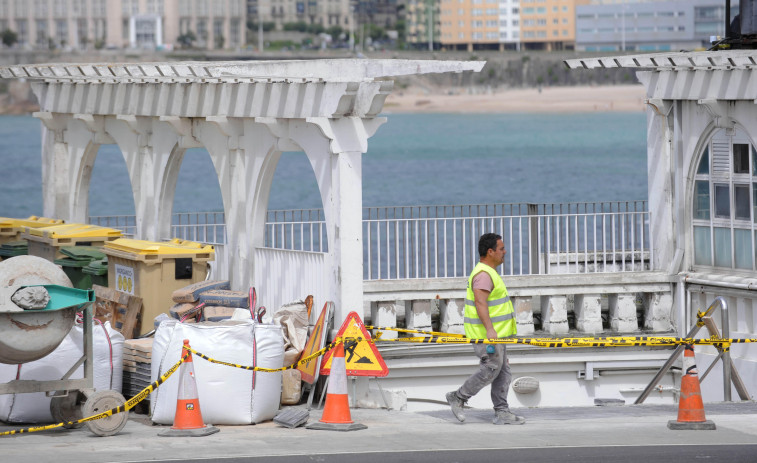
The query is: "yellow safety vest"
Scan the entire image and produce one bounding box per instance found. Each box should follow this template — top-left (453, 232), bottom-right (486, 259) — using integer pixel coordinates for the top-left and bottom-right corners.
top-left (464, 262), bottom-right (516, 339)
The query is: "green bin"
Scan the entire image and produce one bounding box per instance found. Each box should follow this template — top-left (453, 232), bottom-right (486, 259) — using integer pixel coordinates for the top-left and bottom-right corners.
top-left (82, 257), bottom-right (109, 288)
top-left (54, 246), bottom-right (107, 289)
top-left (0, 240), bottom-right (28, 260)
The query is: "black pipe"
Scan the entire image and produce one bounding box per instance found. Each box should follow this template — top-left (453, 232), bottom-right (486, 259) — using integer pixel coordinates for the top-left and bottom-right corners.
top-left (726, 0), bottom-right (731, 38)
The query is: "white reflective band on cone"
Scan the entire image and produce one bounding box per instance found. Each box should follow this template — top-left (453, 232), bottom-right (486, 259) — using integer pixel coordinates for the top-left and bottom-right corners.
top-left (177, 363), bottom-right (199, 400)
top-left (328, 357), bottom-right (348, 394)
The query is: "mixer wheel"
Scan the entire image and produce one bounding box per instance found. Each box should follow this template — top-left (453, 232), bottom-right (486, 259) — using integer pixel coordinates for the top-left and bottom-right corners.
top-left (50, 392), bottom-right (84, 429)
top-left (83, 390), bottom-right (129, 437)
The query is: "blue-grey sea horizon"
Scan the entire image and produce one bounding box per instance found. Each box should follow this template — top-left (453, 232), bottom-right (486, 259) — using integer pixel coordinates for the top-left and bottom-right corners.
top-left (0, 112), bottom-right (647, 218)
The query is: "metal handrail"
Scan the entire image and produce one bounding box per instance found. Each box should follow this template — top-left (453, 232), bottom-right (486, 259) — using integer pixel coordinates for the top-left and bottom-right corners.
top-left (635, 296), bottom-right (732, 404)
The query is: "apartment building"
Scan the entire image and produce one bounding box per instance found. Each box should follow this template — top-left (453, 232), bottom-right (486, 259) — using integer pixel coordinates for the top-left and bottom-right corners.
top-left (0, 0), bottom-right (245, 50)
top-left (405, 0), bottom-right (439, 48)
top-left (245, 0), bottom-right (397, 36)
top-left (438, 0), bottom-right (520, 50)
top-left (575, 0), bottom-right (736, 52)
top-left (519, 0), bottom-right (588, 50)
top-left (438, 0), bottom-right (583, 51)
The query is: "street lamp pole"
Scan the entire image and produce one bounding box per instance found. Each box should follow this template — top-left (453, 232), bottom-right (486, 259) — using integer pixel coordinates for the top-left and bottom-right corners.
top-left (427, 0), bottom-right (433, 51)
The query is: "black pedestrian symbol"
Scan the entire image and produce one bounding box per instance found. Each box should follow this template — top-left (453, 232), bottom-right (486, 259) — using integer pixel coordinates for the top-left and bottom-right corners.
top-left (344, 339), bottom-right (374, 364)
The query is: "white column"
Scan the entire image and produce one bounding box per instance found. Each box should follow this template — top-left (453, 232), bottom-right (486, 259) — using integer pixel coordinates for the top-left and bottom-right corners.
top-left (35, 112), bottom-right (71, 220)
top-left (155, 15), bottom-right (163, 46)
top-left (106, 116), bottom-right (178, 241)
top-left (194, 117), bottom-right (250, 287)
top-left (129, 16), bottom-right (136, 48)
top-left (290, 117), bottom-right (384, 328)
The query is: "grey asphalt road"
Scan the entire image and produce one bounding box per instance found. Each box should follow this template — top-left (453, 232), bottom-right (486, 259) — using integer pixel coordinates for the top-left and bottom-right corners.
top-left (139, 445), bottom-right (757, 463)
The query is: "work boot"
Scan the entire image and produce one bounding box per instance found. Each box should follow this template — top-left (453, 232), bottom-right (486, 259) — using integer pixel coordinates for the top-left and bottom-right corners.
top-left (445, 391), bottom-right (466, 422)
top-left (493, 408), bottom-right (526, 425)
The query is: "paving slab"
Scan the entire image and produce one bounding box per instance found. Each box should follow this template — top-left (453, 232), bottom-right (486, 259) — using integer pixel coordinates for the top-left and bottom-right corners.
top-left (1, 402), bottom-right (756, 463)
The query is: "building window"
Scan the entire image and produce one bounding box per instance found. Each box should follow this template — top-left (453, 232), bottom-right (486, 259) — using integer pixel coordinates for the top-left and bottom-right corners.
top-left (55, 18), bottom-right (67, 44)
top-left (36, 19), bottom-right (47, 45)
top-left (692, 128), bottom-right (757, 270)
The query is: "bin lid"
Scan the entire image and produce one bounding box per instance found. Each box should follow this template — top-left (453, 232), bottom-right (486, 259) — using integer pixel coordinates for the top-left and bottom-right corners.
top-left (0, 216), bottom-right (63, 234)
top-left (82, 258), bottom-right (108, 275)
top-left (102, 238), bottom-right (214, 262)
top-left (24, 223), bottom-right (122, 240)
top-left (54, 257), bottom-right (90, 268)
top-left (1, 240), bottom-right (28, 251)
top-left (60, 246), bottom-right (107, 261)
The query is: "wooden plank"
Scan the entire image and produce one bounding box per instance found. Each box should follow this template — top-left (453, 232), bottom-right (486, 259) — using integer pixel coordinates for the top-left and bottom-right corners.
top-left (93, 284), bottom-right (143, 339)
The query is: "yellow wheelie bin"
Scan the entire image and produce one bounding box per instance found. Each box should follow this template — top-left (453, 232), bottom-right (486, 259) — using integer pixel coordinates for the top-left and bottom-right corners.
top-left (0, 216), bottom-right (64, 260)
top-left (22, 223), bottom-right (122, 262)
top-left (101, 238), bottom-right (214, 335)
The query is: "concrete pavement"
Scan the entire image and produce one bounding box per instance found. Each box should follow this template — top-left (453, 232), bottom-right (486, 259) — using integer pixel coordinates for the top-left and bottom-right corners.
top-left (1, 402), bottom-right (757, 463)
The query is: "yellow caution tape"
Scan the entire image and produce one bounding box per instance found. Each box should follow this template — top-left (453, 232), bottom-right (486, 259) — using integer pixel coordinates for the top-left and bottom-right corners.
top-left (374, 334), bottom-right (757, 349)
top-left (190, 340), bottom-right (344, 373)
top-left (365, 325), bottom-right (466, 338)
top-left (0, 353), bottom-right (187, 437)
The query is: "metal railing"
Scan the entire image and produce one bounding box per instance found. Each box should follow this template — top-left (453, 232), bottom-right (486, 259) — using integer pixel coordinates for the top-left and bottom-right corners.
top-left (363, 210), bottom-right (650, 279)
top-left (89, 201), bottom-right (651, 279)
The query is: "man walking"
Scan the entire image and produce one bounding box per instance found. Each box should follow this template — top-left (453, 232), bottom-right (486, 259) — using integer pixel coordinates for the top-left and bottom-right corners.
top-left (446, 233), bottom-right (525, 425)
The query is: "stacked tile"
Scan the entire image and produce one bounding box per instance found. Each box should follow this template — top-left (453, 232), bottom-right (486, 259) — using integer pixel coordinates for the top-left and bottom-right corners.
top-left (122, 338), bottom-right (153, 402)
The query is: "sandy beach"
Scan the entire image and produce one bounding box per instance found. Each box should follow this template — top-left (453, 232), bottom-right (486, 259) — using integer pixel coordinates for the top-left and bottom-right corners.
top-left (383, 84), bottom-right (647, 114)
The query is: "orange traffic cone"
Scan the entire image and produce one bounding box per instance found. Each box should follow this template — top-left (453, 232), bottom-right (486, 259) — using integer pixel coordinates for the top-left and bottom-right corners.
top-left (307, 341), bottom-right (367, 431)
top-left (159, 339), bottom-right (220, 437)
top-left (667, 344), bottom-right (716, 430)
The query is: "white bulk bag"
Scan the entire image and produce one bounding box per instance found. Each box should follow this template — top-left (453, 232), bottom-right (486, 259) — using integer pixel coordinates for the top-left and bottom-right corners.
top-left (0, 321), bottom-right (124, 423)
top-left (150, 319), bottom-right (284, 425)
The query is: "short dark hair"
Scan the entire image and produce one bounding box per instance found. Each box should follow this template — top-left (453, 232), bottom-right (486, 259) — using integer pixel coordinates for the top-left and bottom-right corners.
top-left (478, 233), bottom-right (502, 257)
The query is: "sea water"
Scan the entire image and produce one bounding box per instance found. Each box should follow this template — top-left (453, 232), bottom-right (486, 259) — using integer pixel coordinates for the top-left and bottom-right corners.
top-left (0, 112), bottom-right (647, 217)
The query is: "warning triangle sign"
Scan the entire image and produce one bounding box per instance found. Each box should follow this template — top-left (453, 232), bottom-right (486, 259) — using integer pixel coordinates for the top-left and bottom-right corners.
top-left (320, 311), bottom-right (388, 377)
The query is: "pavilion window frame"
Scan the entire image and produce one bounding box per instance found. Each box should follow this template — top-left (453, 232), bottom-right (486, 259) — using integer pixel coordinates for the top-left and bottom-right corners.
top-left (691, 127), bottom-right (757, 272)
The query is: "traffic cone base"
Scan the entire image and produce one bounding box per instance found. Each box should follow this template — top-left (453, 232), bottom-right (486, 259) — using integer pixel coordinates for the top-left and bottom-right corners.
top-left (306, 421), bottom-right (368, 432)
top-left (667, 344), bottom-right (716, 431)
top-left (667, 419), bottom-right (716, 431)
top-left (306, 342), bottom-right (367, 432)
top-left (159, 339), bottom-right (221, 437)
top-left (158, 424), bottom-right (220, 437)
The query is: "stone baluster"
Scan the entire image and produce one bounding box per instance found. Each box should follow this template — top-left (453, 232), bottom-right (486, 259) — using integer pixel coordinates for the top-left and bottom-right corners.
top-left (574, 294), bottom-right (603, 334)
top-left (370, 301), bottom-right (400, 340)
top-left (541, 295), bottom-right (569, 334)
top-left (608, 294), bottom-right (639, 332)
top-left (439, 298), bottom-right (465, 335)
top-left (514, 296), bottom-right (535, 335)
top-left (643, 293), bottom-right (673, 332)
top-left (407, 300), bottom-right (433, 335)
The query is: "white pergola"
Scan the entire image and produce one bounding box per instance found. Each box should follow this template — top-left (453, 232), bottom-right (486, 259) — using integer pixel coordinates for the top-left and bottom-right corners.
top-left (0, 59), bottom-right (483, 324)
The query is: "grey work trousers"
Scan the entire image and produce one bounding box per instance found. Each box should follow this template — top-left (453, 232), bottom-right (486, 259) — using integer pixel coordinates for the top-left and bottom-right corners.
top-left (456, 344), bottom-right (511, 411)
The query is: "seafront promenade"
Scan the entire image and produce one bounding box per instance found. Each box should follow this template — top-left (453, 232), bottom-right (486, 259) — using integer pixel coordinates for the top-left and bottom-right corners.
top-left (1, 402), bottom-right (756, 462)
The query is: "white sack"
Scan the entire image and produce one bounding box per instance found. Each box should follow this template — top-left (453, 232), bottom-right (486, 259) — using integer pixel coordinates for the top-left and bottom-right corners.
top-left (0, 321), bottom-right (124, 424)
top-left (150, 320), bottom-right (284, 425)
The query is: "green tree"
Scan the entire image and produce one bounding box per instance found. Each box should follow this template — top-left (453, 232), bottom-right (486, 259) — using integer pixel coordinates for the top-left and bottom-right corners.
top-left (283, 21), bottom-right (308, 32)
top-left (326, 25), bottom-right (343, 39)
top-left (306, 23), bottom-right (325, 34)
top-left (247, 21), bottom-right (275, 32)
top-left (1, 29), bottom-right (18, 47)
top-left (177, 30), bottom-right (197, 48)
